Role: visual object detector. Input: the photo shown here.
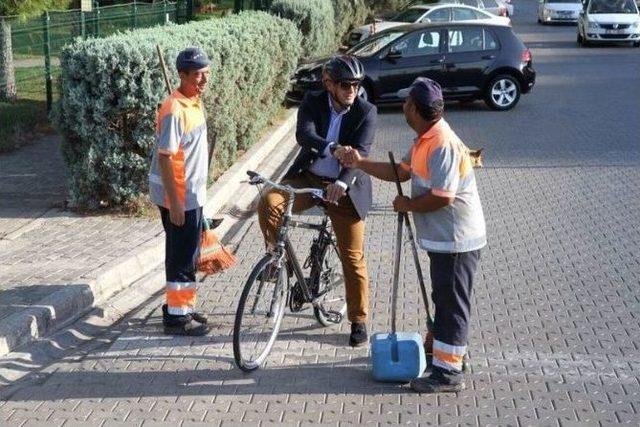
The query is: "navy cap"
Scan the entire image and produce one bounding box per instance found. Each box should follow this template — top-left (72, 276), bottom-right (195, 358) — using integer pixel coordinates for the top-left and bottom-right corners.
top-left (176, 47), bottom-right (210, 72)
top-left (397, 77), bottom-right (443, 106)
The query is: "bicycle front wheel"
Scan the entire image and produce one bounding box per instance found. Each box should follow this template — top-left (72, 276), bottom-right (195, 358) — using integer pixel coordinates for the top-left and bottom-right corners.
top-left (312, 238), bottom-right (347, 327)
top-left (233, 255), bottom-right (288, 372)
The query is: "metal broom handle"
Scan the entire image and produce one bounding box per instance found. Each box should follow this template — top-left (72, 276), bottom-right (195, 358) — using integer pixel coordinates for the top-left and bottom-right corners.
top-left (388, 152), bottom-right (434, 331)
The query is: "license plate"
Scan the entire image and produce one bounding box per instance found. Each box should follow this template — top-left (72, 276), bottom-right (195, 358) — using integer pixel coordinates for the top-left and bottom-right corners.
top-left (605, 29), bottom-right (623, 34)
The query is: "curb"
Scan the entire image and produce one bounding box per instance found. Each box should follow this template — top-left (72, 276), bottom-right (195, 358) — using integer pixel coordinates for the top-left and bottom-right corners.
top-left (0, 109), bottom-right (298, 358)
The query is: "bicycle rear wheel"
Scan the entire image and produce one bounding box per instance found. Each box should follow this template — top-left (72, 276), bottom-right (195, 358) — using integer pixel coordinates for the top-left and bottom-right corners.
top-left (233, 255), bottom-right (288, 372)
top-left (312, 237), bottom-right (347, 326)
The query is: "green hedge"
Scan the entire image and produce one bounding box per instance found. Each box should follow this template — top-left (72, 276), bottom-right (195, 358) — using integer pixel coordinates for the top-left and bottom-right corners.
top-left (332, 0), bottom-right (370, 45)
top-left (365, 0), bottom-right (413, 16)
top-left (53, 12), bottom-right (302, 208)
top-left (269, 0), bottom-right (335, 59)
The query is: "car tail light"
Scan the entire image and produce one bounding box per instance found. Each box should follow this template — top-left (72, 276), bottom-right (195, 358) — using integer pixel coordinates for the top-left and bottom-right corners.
top-left (498, 6), bottom-right (507, 16)
top-left (521, 48), bottom-right (532, 63)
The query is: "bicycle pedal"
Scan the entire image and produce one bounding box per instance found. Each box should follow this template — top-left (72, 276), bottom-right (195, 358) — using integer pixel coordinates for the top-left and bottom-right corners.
top-left (323, 310), bottom-right (343, 324)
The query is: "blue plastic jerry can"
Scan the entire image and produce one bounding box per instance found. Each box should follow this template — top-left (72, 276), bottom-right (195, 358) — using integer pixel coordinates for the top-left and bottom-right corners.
top-left (371, 331), bottom-right (426, 383)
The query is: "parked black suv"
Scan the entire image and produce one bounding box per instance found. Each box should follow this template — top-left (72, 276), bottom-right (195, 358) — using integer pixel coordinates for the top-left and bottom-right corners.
top-left (287, 22), bottom-right (535, 110)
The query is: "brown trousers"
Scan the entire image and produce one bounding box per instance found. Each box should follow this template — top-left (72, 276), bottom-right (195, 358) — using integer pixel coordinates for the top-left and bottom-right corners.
top-left (257, 172), bottom-right (369, 323)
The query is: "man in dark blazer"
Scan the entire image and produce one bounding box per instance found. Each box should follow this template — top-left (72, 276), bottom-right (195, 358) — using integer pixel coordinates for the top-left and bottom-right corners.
top-left (257, 55), bottom-right (377, 347)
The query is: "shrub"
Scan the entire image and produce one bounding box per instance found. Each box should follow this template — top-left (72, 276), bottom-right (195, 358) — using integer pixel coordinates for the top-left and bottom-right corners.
top-left (53, 12), bottom-right (302, 208)
top-left (365, 0), bottom-right (412, 16)
top-left (269, 0), bottom-right (335, 59)
top-left (331, 0), bottom-right (370, 45)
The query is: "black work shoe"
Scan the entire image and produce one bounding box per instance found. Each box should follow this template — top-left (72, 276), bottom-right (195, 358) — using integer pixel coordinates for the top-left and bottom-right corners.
top-left (163, 317), bottom-right (210, 336)
top-left (191, 312), bottom-right (208, 324)
top-left (410, 375), bottom-right (466, 394)
top-left (163, 304), bottom-right (208, 325)
top-left (349, 322), bottom-right (368, 347)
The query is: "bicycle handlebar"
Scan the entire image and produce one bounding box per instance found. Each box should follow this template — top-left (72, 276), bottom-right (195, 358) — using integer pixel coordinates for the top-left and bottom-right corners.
top-left (246, 170), bottom-right (325, 200)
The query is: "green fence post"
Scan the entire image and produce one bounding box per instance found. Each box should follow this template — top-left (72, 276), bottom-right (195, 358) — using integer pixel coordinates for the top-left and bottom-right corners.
top-left (163, 0), bottom-right (168, 24)
top-left (132, 1), bottom-right (138, 29)
top-left (80, 10), bottom-right (86, 38)
top-left (93, 1), bottom-right (100, 37)
top-left (186, 0), bottom-right (194, 21)
top-left (42, 11), bottom-right (52, 111)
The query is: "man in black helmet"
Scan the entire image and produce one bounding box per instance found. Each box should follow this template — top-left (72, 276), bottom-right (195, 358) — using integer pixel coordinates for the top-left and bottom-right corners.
top-left (257, 54), bottom-right (377, 347)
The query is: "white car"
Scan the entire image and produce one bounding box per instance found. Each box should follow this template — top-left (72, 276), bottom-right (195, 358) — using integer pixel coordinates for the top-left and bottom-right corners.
top-left (577, 0), bottom-right (640, 46)
top-left (346, 4), bottom-right (510, 46)
top-left (538, 0), bottom-right (583, 23)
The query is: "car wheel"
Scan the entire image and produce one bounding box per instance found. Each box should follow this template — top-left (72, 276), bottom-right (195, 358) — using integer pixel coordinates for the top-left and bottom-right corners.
top-left (484, 75), bottom-right (521, 111)
top-left (634, 41), bottom-right (640, 47)
top-left (358, 82), bottom-right (373, 103)
top-left (577, 32), bottom-right (583, 45)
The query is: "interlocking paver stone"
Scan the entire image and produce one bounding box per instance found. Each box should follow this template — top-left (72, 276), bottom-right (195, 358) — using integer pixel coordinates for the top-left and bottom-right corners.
top-left (1, 2), bottom-right (640, 425)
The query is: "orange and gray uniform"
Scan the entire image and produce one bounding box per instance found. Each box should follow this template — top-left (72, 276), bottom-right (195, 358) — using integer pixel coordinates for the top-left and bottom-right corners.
top-left (149, 90), bottom-right (208, 316)
top-left (401, 118), bottom-right (486, 377)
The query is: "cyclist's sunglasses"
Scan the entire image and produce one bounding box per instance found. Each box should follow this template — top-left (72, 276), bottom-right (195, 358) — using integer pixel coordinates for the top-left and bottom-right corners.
top-left (336, 80), bottom-right (360, 90)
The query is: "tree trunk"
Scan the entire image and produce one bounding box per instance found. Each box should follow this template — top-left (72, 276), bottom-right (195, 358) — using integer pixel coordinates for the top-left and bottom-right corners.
top-left (0, 18), bottom-right (17, 101)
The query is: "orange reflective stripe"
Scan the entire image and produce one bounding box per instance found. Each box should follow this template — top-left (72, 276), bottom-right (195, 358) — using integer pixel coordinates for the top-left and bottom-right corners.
top-left (166, 288), bottom-right (196, 308)
top-left (163, 148), bottom-right (186, 207)
top-left (433, 349), bottom-right (464, 365)
top-left (410, 119), bottom-right (473, 181)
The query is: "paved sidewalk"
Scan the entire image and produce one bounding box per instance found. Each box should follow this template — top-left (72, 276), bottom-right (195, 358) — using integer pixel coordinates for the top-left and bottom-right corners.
top-left (0, 111), bottom-right (298, 356)
top-left (1, 3), bottom-right (640, 422)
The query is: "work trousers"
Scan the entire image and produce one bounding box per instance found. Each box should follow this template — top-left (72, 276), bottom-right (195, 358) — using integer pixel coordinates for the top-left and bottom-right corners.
top-left (428, 249), bottom-right (481, 382)
top-left (159, 206), bottom-right (203, 316)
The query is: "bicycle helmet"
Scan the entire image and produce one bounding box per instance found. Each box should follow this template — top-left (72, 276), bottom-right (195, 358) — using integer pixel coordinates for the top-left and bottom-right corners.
top-left (323, 55), bottom-right (365, 82)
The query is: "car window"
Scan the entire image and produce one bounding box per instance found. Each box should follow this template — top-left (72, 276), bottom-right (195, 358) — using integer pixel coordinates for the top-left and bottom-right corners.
top-left (589, 0), bottom-right (638, 13)
top-left (392, 30), bottom-right (442, 57)
top-left (392, 7), bottom-right (431, 23)
top-left (483, 0), bottom-right (499, 7)
top-left (448, 27), bottom-right (497, 52)
top-left (452, 7), bottom-right (479, 20)
top-left (474, 9), bottom-right (492, 19)
top-left (460, 0), bottom-right (481, 7)
top-left (484, 29), bottom-right (499, 50)
top-left (426, 8), bottom-right (450, 22)
top-left (348, 31), bottom-right (405, 57)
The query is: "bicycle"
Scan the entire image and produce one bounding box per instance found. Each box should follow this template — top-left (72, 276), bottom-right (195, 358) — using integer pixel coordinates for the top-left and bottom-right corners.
top-left (233, 170), bottom-right (347, 372)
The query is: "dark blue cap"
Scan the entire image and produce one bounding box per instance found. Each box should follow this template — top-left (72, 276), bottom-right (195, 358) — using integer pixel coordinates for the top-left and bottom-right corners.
top-left (176, 47), bottom-right (210, 72)
top-left (397, 77), bottom-right (443, 106)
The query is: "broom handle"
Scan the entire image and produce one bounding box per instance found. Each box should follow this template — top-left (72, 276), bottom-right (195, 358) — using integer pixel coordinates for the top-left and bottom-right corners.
top-left (156, 45), bottom-right (172, 95)
top-left (391, 209), bottom-right (403, 335)
top-left (388, 152), bottom-right (434, 332)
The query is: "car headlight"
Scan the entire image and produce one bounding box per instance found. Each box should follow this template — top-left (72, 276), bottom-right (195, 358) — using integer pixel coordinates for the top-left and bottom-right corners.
top-left (587, 21), bottom-right (600, 29)
top-left (631, 21), bottom-right (640, 29)
top-left (543, 7), bottom-right (550, 16)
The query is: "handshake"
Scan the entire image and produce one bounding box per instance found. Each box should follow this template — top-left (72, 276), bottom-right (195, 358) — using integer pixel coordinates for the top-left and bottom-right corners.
top-left (333, 145), bottom-right (362, 169)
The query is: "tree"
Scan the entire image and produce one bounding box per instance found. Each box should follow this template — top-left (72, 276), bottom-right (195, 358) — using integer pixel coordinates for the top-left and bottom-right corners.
top-left (0, 17), bottom-right (15, 101)
top-left (0, 1), bottom-right (73, 18)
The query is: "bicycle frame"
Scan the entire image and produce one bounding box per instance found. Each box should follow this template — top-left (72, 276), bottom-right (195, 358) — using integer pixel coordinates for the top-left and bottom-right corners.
top-left (273, 191), bottom-right (330, 305)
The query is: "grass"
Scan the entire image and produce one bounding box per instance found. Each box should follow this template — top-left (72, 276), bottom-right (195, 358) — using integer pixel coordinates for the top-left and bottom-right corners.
top-left (0, 66), bottom-right (59, 153)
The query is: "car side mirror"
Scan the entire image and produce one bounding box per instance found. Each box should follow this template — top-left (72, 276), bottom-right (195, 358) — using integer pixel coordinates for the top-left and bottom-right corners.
top-left (421, 17), bottom-right (432, 23)
top-left (385, 48), bottom-right (402, 60)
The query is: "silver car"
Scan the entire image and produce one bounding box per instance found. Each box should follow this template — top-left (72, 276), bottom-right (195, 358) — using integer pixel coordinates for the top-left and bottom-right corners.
top-left (577, 0), bottom-right (640, 46)
top-left (346, 4), bottom-right (510, 46)
top-left (538, 0), bottom-right (583, 23)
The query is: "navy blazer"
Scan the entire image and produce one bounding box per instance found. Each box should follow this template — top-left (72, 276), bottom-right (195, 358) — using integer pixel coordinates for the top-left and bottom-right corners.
top-left (284, 90), bottom-right (377, 219)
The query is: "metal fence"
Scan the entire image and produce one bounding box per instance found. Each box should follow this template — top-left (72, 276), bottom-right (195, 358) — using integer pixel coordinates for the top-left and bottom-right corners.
top-left (1, 1), bottom-right (194, 109)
